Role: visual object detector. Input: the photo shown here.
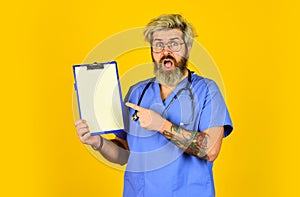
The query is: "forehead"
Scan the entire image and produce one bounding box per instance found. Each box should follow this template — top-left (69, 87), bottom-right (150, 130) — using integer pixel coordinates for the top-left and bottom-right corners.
top-left (152, 29), bottom-right (183, 41)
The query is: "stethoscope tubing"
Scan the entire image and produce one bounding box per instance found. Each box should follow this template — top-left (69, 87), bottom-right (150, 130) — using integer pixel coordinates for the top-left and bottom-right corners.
top-left (132, 69), bottom-right (194, 126)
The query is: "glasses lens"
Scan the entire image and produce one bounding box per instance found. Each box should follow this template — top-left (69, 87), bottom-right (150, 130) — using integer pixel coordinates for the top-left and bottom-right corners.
top-left (152, 41), bottom-right (183, 52)
top-left (152, 42), bottom-right (163, 52)
top-left (169, 42), bottom-right (181, 52)
top-left (153, 46), bottom-right (162, 52)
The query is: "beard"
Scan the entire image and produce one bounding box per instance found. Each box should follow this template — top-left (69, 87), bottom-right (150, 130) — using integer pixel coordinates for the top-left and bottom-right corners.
top-left (153, 54), bottom-right (188, 86)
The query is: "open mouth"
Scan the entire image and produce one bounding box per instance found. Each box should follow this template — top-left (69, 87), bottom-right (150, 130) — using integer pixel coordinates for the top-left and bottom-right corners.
top-left (163, 59), bottom-right (174, 69)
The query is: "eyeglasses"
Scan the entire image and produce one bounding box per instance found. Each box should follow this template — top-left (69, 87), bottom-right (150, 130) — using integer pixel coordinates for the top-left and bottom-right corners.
top-left (152, 41), bottom-right (185, 53)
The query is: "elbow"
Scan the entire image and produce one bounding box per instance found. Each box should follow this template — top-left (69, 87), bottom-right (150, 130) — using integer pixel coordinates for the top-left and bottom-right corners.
top-left (207, 155), bottom-right (217, 162)
top-left (119, 156), bottom-right (129, 166)
top-left (118, 151), bottom-right (130, 166)
top-left (119, 160), bottom-right (128, 166)
top-left (206, 150), bottom-right (220, 162)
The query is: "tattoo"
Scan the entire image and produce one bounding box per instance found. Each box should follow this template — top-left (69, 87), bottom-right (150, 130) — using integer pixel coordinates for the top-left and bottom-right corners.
top-left (172, 125), bottom-right (181, 133)
top-left (162, 123), bottom-right (209, 159)
top-left (162, 130), bottom-right (174, 139)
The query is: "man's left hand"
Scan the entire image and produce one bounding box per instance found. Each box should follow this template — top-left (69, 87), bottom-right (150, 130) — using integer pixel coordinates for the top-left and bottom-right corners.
top-left (126, 102), bottom-right (166, 132)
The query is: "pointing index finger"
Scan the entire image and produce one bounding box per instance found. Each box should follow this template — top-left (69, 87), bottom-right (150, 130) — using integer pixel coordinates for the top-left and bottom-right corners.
top-left (125, 102), bottom-right (142, 111)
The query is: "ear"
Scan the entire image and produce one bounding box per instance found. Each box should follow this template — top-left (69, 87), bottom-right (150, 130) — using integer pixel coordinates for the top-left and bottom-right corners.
top-left (187, 45), bottom-right (192, 55)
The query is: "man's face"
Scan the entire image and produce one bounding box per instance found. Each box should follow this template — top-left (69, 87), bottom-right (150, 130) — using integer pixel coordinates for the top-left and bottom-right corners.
top-left (151, 29), bottom-right (191, 86)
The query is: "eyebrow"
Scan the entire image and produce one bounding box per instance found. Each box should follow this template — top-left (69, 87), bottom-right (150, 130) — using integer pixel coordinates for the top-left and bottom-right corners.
top-left (153, 38), bottom-right (162, 42)
top-left (153, 37), bottom-right (181, 42)
top-left (169, 37), bottom-right (181, 41)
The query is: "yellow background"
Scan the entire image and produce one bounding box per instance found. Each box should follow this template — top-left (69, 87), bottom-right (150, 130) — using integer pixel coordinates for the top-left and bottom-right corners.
top-left (1, 0), bottom-right (299, 196)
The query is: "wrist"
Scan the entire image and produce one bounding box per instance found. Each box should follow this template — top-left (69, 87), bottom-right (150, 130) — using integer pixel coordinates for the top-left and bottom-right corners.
top-left (159, 120), bottom-right (172, 134)
top-left (92, 135), bottom-right (104, 151)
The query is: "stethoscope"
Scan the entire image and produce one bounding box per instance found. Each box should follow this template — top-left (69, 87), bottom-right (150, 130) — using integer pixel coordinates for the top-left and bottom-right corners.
top-left (132, 69), bottom-right (195, 126)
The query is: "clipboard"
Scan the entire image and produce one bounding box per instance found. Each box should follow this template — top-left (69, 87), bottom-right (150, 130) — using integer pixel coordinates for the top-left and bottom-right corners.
top-left (73, 61), bottom-right (124, 135)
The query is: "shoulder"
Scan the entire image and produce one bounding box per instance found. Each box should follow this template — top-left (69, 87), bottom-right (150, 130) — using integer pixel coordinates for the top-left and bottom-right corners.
top-left (191, 73), bottom-right (219, 91)
top-left (125, 78), bottom-right (154, 101)
top-left (128, 78), bottom-right (154, 93)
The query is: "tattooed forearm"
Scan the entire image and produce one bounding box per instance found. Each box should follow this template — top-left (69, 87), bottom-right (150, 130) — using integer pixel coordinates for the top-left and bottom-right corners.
top-left (162, 124), bottom-right (209, 159)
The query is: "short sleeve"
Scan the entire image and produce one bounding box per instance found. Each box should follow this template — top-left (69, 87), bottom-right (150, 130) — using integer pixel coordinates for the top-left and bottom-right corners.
top-left (198, 79), bottom-right (233, 137)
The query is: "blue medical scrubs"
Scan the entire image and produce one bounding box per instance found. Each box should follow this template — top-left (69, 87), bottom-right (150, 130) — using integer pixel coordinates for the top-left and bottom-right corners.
top-left (116, 73), bottom-right (233, 197)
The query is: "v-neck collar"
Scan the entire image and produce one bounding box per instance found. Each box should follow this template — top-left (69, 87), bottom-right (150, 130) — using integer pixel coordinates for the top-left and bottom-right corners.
top-left (153, 76), bottom-right (190, 106)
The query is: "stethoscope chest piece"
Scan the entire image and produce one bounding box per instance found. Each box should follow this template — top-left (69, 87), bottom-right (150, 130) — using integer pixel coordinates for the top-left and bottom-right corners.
top-left (132, 112), bottom-right (139, 121)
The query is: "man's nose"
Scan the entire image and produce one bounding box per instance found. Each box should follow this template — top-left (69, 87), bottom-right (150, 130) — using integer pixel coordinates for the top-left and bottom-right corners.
top-left (162, 46), bottom-right (172, 55)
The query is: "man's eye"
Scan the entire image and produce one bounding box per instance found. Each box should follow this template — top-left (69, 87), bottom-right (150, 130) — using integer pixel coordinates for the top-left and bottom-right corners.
top-left (155, 42), bottom-right (164, 47)
top-left (170, 41), bottom-right (179, 46)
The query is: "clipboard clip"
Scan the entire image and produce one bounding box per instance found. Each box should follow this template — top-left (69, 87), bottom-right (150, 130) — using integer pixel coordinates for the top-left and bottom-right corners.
top-left (87, 62), bottom-right (104, 70)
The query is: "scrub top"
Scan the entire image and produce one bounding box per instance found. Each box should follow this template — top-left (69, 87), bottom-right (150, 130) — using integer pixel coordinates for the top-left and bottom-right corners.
top-left (116, 72), bottom-right (233, 197)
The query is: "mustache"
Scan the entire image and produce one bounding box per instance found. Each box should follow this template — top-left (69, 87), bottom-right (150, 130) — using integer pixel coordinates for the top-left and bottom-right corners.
top-left (159, 55), bottom-right (176, 63)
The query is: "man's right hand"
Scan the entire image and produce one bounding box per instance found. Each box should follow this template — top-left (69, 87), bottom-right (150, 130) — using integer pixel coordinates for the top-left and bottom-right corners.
top-left (74, 119), bottom-right (100, 148)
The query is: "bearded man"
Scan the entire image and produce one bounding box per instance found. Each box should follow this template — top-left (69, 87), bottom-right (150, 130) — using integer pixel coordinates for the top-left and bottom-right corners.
top-left (75, 14), bottom-right (233, 197)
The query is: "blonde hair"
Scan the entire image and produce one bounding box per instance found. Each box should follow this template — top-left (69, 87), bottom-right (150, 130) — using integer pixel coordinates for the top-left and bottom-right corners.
top-left (144, 14), bottom-right (195, 47)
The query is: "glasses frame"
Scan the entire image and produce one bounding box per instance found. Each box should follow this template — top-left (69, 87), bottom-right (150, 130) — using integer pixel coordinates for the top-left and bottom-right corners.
top-left (151, 41), bottom-right (185, 53)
